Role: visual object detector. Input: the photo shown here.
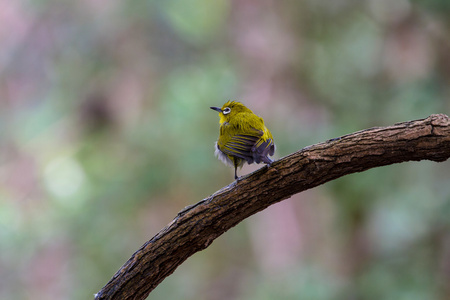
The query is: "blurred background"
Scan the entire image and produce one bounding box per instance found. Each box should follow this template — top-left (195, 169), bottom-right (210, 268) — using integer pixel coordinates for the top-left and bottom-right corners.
top-left (1, 0), bottom-right (450, 299)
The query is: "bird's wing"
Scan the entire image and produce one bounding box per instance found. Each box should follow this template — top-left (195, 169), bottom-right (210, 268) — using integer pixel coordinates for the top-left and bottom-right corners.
top-left (220, 130), bottom-right (275, 165)
top-left (220, 133), bottom-right (262, 164)
top-left (219, 114), bottom-right (275, 165)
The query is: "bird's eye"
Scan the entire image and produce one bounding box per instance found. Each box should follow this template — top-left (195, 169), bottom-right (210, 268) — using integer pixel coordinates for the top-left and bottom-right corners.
top-left (223, 107), bottom-right (231, 115)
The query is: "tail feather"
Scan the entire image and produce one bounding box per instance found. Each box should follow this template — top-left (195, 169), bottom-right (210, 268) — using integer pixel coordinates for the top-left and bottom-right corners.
top-left (252, 138), bottom-right (275, 164)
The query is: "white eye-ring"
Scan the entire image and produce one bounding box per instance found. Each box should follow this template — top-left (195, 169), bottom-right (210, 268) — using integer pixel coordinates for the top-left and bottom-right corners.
top-left (223, 107), bottom-right (231, 115)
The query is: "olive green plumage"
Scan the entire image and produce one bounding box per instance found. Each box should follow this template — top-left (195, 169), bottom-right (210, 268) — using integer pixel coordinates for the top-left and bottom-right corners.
top-left (210, 101), bottom-right (275, 180)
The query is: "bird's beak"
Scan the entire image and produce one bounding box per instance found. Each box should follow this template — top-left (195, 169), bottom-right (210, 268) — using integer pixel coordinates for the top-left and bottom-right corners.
top-left (210, 107), bottom-right (222, 112)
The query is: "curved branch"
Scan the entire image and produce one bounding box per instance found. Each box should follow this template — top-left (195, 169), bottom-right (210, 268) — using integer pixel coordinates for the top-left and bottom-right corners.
top-left (95, 114), bottom-right (450, 300)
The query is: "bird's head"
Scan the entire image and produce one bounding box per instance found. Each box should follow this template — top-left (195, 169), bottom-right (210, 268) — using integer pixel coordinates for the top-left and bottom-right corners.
top-left (210, 101), bottom-right (252, 124)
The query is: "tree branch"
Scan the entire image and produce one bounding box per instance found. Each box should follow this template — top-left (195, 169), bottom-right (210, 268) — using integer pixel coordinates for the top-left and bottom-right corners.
top-left (95, 114), bottom-right (450, 300)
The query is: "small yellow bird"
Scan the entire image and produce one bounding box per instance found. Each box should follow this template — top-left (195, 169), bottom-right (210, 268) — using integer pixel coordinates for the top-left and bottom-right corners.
top-left (211, 101), bottom-right (275, 180)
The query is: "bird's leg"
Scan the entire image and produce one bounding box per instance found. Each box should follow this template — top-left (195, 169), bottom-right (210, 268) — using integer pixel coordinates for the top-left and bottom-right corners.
top-left (263, 156), bottom-right (278, 174)
top-left (234, 160), bottom-right (240, 180)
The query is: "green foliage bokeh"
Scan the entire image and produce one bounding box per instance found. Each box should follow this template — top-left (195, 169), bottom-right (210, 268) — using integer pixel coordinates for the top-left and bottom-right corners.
top-left (0, 1), bottom-right (449, 299)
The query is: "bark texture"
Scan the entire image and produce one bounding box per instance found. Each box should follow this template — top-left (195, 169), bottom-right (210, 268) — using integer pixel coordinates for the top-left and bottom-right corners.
top-left (95, 114), bottom-right (450, 300)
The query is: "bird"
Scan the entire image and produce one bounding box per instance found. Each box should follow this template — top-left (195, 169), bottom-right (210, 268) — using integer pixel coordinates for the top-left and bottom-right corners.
top-left (210, 101), bottom-right (275, 180)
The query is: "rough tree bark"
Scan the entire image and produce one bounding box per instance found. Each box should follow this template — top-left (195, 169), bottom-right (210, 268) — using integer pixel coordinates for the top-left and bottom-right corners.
top-left (95, 114), bottom-right (450, 300)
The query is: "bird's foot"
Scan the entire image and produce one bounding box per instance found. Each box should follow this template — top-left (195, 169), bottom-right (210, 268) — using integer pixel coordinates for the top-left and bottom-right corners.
top-left (266, 162), bottom-right (278, 174)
